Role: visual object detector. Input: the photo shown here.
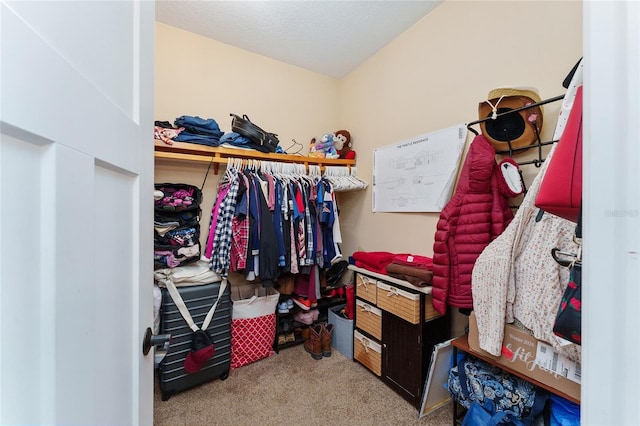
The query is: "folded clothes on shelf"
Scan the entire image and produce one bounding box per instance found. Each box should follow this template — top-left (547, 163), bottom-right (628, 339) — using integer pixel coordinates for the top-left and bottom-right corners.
top-left (352, 251), bottom-right (433, 281)
top-left (385, 263), bottom-right (433, 287)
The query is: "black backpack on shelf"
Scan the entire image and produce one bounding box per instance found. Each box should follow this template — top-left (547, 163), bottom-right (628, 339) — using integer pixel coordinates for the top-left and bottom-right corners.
top-left (230, 113), bottom-right (279, 153)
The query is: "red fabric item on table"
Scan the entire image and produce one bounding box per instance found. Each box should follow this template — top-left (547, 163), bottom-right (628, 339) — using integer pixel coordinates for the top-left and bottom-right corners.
top-left (352, 251), bottom-right (411, 275)
top-left (391, 254), bottom-right (433, 270)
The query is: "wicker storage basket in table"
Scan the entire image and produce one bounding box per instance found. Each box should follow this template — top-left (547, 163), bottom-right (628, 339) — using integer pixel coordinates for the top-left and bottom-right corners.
top-left (355, 274), bottom-right (377, 304)
top-left (376, 282), bottom-right (421, 324)
top-left (424, 294), bottom-right (442, 321)
top-left (355, 299), bottom-right (382, 340)
top-left (354, 330), bottom-right (382, 376)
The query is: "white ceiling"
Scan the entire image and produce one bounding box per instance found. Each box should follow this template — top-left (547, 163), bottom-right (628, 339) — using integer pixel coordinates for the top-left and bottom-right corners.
top-left (155, 1), bottom-right (442, 79)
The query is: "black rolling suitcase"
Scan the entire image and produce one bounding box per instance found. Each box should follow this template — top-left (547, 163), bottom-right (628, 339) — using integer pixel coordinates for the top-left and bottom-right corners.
top-left (158, 280), bottom-right (232, 401)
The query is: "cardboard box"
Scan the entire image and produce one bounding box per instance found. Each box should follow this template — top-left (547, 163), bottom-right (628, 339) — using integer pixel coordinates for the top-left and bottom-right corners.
top-left (467, 312), bottom-right (581, 402)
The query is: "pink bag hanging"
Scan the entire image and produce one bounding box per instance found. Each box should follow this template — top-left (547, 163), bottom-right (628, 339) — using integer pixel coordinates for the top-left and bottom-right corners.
top-left (535, 86), bottom-right (583, 223)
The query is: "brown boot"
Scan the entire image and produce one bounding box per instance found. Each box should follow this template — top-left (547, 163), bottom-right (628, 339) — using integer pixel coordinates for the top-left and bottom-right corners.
top-left (304, 324), bottom-right (323, 360)
top-left (321, 323), bottom-right (334, 357)
top-left (300, 326), bottom-right (310, 340)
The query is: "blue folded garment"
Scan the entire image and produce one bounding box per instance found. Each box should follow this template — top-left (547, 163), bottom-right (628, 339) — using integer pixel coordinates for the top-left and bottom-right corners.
top-left (220, 132), bottom-right (250, 145)
top-left (173, 132), bottom-right (221, 147)
top-left (174, 116), bottom-right (224, 138)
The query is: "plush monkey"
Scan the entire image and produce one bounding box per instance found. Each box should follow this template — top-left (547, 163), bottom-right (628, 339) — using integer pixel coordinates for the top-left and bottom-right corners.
top-left (334, 130), bottom-right (355, 159)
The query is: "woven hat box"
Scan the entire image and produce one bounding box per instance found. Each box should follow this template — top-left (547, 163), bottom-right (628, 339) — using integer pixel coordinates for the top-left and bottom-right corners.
top-left (354, 330), bottom-right (382, 376)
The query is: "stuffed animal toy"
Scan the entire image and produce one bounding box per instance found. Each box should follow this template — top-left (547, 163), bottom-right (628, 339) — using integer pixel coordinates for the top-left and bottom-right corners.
top-left (334, 129), bottom-right (356, 159)
top-left (309, 133), bottom-right (339, 159)
top-left (308, 138), bottom-right (317, 156)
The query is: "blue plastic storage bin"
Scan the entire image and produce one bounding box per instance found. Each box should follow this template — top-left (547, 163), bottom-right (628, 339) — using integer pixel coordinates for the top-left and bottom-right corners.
top-left (327, 304), bottom-right (354, 360)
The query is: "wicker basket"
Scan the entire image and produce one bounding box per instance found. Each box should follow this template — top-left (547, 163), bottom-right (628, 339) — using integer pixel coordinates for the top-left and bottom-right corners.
top-left (355, 299), bottom-right (382, 340)
top-left (355, 273), bottom-right (377, 304)
top-left (424, 294), bottom-right (442, 321)
top-left (354, 330), bottom-right (382, 376)
top-left (376, 282), bottom-right (420, 324)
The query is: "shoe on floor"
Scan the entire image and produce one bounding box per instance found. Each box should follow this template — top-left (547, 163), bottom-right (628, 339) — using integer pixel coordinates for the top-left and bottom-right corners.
top-left (277, 301), bottom-right (290, 314)
top-left (300, 327), bottom-right (310, 340)
top-left (293, 297), bottom-right (311, 311)
top-left (304, 324), bottom-right (323, 360)
top-left (310, 309), bottom-right (319, 322)
top-left (293, 310), bottom-right (315, 325)
top-left (277, 334), bottom-right (286, 345)
top-left (321, 323), bottom-right (334, 357)
top-left (323, 288), bottom-right (338, 298)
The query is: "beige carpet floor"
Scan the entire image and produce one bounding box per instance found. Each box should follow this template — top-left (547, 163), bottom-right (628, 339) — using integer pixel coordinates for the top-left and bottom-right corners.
top-left (154, 343), bottom-right (453, 426)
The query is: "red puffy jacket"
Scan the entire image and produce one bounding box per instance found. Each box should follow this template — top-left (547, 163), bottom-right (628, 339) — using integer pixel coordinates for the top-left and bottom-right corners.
top-left (431, 135), bottom-right (523, 315)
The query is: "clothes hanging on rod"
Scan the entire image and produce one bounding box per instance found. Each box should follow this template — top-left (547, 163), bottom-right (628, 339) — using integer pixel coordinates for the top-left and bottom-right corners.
top-left (204, 158), bottom-right (344, 292)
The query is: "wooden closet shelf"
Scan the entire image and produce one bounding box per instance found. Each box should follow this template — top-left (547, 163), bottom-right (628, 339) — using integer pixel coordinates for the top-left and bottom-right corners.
top-left (154, 140), bottom-right (356, 174)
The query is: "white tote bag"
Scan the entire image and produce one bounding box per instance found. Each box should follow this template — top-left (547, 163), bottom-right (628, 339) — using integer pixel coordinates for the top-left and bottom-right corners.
top-left (230, 283), bottom-right (279, 368)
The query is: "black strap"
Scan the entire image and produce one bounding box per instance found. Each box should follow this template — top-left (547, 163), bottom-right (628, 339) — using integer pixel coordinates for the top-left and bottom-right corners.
top-left (563, 58), bottom-right (583, 89)
top-left (575, 202), bottom-right (582, 239)
top-left (200, 156), bottom-right (215, 190)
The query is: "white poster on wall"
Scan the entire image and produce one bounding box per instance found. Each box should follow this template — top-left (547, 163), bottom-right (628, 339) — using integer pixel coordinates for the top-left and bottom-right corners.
top-left (372, 124), bottom-right (467, 212)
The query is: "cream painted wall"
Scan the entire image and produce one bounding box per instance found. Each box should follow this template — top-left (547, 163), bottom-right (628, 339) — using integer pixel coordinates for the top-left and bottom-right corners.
top-left (338, 0), bottom-right (582, 258)
top-left (154, 2), bottom-right (582, 326)
top-left (155, 22), bottom-right (340, 238)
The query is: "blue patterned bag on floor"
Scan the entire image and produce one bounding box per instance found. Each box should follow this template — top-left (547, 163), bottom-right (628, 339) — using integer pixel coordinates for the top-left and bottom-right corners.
top-left (448, 355), bottom-right (548, 425)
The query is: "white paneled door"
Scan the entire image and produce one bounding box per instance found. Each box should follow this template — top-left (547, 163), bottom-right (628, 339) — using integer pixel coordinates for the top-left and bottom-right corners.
top-left (583, 2), bottom-right (640, 425)
top-left (0, 1), bottom-right (155, 425)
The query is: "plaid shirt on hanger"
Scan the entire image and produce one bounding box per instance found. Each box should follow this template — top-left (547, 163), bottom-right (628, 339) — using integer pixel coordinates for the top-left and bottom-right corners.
top-left (229, 172), bottom-right (250, 271)
top-left (211, 177), bottom-right (239, 277)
